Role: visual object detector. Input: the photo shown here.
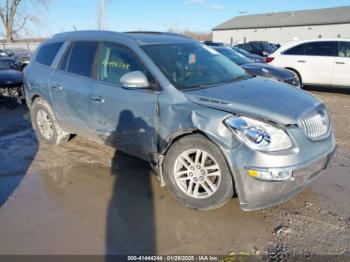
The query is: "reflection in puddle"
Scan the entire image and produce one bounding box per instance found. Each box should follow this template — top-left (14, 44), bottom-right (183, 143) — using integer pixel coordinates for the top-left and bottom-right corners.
top-left (40, 153), bottom-right (270, 255)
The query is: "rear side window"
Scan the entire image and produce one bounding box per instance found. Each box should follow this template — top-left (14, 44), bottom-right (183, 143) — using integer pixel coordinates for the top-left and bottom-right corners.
top-left (284, 43), bottom-right (308, 55)
top-left (97, 42), bottom-right (145, 85)
top-left (304, 42), bottom-right (338, 57)
top-left (59, 42), bottom-right (98, 78)
top-left (339, 42), bottom-right (350, 57)
top-left (35, 42), bottom-right (63, 66)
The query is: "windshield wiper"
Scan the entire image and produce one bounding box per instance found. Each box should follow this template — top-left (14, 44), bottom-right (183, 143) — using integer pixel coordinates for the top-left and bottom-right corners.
top-left (183, 75), bottom-right (249, 91)
top-left (221, 74), bottom-right (249, 84)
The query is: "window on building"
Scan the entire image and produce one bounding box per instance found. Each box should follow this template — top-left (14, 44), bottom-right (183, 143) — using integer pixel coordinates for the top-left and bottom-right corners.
top-left (59, 42), bottom-right (98, 78)
top-left (35, 42), bottom-right (64, 66)
top-left (339, 42), bottom-right (350, 57)
top-left (304, 41), bottom-right (338, 57)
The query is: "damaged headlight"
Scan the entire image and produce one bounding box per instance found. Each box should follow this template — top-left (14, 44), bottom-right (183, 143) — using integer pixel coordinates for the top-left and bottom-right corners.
top-left (225, 116), bottom-right (292, 152)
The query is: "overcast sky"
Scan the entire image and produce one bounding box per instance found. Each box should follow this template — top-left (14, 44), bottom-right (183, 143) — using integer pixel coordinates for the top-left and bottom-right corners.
top-left (19, 0), bottom-right (350, 37)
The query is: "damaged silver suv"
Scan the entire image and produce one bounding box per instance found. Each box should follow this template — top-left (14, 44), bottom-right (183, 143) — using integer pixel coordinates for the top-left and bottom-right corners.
top-left (23, 31), bottom-right (336, 210)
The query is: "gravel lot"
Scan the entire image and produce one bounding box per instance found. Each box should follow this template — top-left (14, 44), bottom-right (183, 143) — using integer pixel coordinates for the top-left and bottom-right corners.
top-left (0, 87), bottom-right (349, 257)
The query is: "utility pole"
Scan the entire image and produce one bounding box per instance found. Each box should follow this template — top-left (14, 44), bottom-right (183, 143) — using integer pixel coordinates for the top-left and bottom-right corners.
top-left (98, 0), bottom-right (105, 30)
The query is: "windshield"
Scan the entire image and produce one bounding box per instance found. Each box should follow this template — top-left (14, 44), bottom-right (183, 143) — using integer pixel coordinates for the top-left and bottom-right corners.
top-left (214, 47), bottom-right (252, 65)
top-left (233, 47), bottom-right (250, 56)
top-left (142, 43), bottom-right (246, 90)
top-left (0, 60), bottom-right (12, 70)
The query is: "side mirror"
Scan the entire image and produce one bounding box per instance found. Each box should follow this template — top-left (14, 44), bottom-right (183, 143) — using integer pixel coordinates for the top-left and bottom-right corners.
top-left (120, 71), bottom-right (150, 89)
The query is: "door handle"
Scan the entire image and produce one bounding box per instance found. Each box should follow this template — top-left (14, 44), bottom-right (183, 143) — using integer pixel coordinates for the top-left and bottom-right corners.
top-left (91, 96), bottom-right (105, 103)
top-left (51, 84), bottom-right (63, 90)
top-left (297, 60), bottom-right (306, 63)
top-left (336, 62), bottom-right (345, 65)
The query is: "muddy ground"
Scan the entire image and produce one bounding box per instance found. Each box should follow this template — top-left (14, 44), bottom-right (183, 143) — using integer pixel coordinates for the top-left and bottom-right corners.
top-left (0, 87), bottom-right (349, 258)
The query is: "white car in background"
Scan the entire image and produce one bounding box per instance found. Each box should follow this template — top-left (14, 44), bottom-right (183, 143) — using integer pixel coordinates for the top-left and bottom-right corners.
top-left (266, 39), bottom-right (350, 87)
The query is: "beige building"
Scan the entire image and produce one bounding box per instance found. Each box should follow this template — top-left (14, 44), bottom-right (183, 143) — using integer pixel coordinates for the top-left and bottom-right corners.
top-left (213, 6), bottom-right (350, 45)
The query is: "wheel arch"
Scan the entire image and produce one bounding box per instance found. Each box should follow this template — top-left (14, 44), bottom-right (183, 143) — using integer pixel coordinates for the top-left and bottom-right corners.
top-left (285, 67), bottom-right (302, 85)
top-left (158, 129), bottom-right (237, 196)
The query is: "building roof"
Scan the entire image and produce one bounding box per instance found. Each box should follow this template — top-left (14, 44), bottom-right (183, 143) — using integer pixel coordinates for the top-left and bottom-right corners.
top-left (213, 6), bottom-right (350, 31)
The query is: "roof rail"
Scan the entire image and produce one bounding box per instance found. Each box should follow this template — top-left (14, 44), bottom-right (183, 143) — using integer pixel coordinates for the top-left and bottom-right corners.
top-left (125, 31), bottom-right (192, 39)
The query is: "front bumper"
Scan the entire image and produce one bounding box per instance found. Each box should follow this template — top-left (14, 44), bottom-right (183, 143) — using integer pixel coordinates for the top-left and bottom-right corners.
top-left (223, 134), bottom-right (336, 211)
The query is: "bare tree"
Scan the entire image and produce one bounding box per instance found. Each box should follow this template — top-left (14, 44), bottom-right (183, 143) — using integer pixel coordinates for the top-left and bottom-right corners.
top-left (0, 0), bottom-right (49, 42)
top-left (168, 28), bottom-right (212, 41)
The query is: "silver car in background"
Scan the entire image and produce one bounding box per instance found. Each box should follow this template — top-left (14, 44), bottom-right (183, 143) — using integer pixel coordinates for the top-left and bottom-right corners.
top-left (23, 31), bottom-right (336, 210)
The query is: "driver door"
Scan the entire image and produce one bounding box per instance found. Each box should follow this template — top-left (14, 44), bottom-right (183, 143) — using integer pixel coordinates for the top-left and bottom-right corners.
top-left (90, 42), bottom-right (158, 160)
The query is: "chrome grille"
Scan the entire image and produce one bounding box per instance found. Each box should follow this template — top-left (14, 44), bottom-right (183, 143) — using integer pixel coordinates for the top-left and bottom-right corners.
top-left (299, 109), bottom-right (330, 140)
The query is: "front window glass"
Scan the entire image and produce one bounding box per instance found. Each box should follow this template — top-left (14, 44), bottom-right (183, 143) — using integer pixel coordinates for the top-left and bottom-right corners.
top-left (142, 43), bottom-right (246, 90)
top-left (304, 42), bottom-right (338, 57)
top-left (97, 42), bottom-right (145, 85)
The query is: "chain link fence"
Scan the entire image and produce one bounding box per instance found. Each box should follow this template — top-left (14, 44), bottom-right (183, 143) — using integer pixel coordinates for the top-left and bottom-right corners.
top-left (0, 42), bottom-right (41, 52)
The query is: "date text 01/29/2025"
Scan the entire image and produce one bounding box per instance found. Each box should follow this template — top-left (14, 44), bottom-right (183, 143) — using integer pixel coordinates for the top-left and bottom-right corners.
top-left (127, 255), bottom-right (221, 261)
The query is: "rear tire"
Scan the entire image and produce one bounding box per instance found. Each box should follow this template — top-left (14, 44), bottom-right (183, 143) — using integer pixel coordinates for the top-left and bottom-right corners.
top-left (31, 98), bottom-right (70, 145)
top-left (163, 134), bottom-right (234, 210)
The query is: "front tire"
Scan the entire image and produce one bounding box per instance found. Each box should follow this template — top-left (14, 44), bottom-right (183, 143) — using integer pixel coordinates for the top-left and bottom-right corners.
top-left (31, 98), bottom-right (70, 145)
top-left (163, 134), bottom-right (234, 210)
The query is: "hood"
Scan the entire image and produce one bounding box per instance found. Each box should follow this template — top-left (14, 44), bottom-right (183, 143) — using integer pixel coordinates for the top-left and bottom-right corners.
top-left (0, 69), bottom-right (23, 86)
top-left (184, 76), bottom-right (320, 125)
top-left (241, 63), bottom-right (295, 80)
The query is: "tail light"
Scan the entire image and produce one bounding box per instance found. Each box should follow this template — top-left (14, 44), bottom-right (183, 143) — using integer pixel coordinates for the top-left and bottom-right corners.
top-left (266, 57), bottom-right (274, 63)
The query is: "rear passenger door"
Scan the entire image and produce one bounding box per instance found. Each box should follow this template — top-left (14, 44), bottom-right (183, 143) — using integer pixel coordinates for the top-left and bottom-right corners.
top-left (25, 41), bottom-right (64, 104)
top-left (277, 42), bottom-right (308, 71)
top-left (332, 41), bottom-right (350, 87)
top-left (90, 42), bottom-right (158, 160)
top-left (49, 41), bottom-right (99, 136)
top-left (300, 41), bottom-right (337, 85)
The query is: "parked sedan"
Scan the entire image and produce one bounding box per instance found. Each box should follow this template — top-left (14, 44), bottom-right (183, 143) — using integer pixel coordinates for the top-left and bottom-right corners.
top-left (235, 41), bottom-right (275, 57)
top-left (267, 39), bottom-right (350, 87)
top-left (0, 59), bottom-right (23, 99)
top-left (4, 48), bottom-right (32, 71)
top-left (213, 46), bottom-right (300, 88)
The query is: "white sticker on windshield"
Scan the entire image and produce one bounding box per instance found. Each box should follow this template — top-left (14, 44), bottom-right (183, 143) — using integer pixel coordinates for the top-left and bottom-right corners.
top-left (202, 45), bottom-right (220, 55)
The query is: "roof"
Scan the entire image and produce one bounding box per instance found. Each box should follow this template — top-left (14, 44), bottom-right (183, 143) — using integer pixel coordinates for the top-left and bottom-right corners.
top-left (213, 6), bottom-right (350, 31)
top-left (277, 38), bottom-right (350, 53)
top-left (51, 30), bottom-right (194, 45)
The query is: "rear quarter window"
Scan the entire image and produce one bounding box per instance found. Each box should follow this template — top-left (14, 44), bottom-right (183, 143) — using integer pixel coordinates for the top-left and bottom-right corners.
top-left (283, 43), bottom-right (307, 55)
top-left (35, 42), bottom-right (64, 66)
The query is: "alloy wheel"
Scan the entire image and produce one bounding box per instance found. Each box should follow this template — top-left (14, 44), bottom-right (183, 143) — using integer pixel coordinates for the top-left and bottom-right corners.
top-left (173, 149), bottom-right (222, 199)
